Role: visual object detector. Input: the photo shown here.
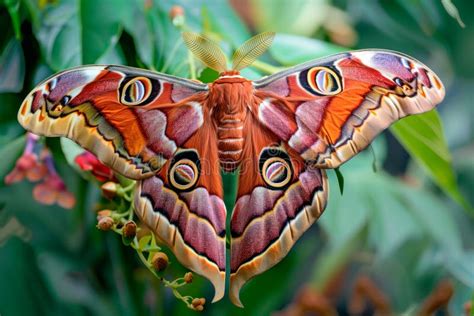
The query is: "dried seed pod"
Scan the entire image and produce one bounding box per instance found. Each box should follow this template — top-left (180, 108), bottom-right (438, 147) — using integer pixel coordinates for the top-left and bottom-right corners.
top-left (123, 221), bottom-right (137, 239)
top-left (151, 252), bottom-right (169, 271)
top-left (191, 298), bottom-right (201, 308)
top-left (101, 181), bottom-right (118, 199)
top-left (184, 272), bottom-right (193, 284)
top-left (98, 216), bottom-right (114, 231)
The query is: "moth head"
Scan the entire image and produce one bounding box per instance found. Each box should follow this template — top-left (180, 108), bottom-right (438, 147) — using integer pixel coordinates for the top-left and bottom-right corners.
top-left (182, 31), bottom-right (275, 74)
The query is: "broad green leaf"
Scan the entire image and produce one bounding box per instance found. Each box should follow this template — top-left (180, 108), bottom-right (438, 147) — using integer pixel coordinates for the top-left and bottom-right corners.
top-left (4, 0), bottom-right (22, 39)
top-left (400, 188), bottom-right (463, 253)
top-left (0, 38), bottom-right (25, 93)
top-left (96, 43), bottom-right (126, 65)
top-left (250, 0), bottom-right (329, 37)
top-left (320, 171), bottom-right (370, 250)
top-left (444, 251), bottom-right (474, 288)
top-left (79, 0), bottom-right (126, 64)
top-left (391, 110), bottom-right (471, 212)
top-left (270, 33), bottom-right (345, 66)
top-left (37, 251), bottom-right (118, 315)
top-left (367, 175), bottom-right (421, 258)
top-left (0, 134), bottom-right (25, 180)
top-left (0, 239), bottom-right (52, 315)
top-left (35, 0), bottom-right (127, 70)
top-left (121, 1), bottom-right (155, 67)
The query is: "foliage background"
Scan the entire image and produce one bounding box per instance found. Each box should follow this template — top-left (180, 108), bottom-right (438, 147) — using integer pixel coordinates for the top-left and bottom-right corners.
top-left (0, 0), bottom-right (473, 315)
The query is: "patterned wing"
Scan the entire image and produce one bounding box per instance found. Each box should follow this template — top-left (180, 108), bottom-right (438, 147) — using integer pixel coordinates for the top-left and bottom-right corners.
top-left (18, 65), bottom-right (208, 179)
top-left (229, 50), bottom-right (445, 306)
top-left (18, 66), bottom-right (226, 301)
top-left (229, 115), bottom-right (328, 306)
top-left (254, 50), bottom-right (445, 168)
top-left (135, 123), bottom-right (226, 302)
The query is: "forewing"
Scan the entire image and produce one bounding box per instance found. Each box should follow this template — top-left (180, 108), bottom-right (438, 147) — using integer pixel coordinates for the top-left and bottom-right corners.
top-left (254, 50), bottom-right (445, 168)
top-left (18, 65), bottom-right (208, 179)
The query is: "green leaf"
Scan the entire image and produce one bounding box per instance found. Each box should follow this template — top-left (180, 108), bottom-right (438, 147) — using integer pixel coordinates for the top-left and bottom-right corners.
top-left (444, 251), bottom-right (474, 288)
top-left (35, 0), bottom-right (127, 70)
top-left (4, 0), bottom-right (22, 39)
top-left (367, 175), bottom-right (421, 258)
top-left (121, 1), bottom-right (155, 67)
top-left (441, 0), bottom-right (465, 28)
top-left (320, 171), bottom-right (370, 250)
top-left (60, 137), bottom-right (85, 171)
top-left (270, 33), bottom-right (345, 66)
top-left (0, 134), bottom-right (25, 180)
top-left (138, 235), bottom-right (151, 251)
top-left (250, 0), bottom-right (329, 37)
top-left (391, 110), bottom-right (471, 213)
top-left (79, 0), bottom-right (126, 64)
top-left (401, 188), bottom-right (463, 253)
top-left (0, 38), bottom-right (25, 93)
top-left (333, 167), bottom-right (345, 195)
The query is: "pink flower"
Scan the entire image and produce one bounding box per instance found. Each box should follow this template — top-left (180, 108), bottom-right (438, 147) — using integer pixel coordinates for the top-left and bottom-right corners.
top-left (33, 173), bottom-right (76, 209)
top-left (75, 151), bottom-right (116, 182)
top-left (4, 133), bottom-right (47, 184)
top-left (32, 148), bottom-right (76, 209)
top-left (5, 133), bottom-right (76, 209)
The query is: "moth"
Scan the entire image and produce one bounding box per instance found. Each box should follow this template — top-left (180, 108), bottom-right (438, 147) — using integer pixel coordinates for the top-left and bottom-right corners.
top-left (17, 32), bottom-right (445, 306)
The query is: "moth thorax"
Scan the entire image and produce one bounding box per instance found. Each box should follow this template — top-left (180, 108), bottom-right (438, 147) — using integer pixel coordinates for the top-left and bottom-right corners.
top-left (210, 80), bottom-right (253, 114)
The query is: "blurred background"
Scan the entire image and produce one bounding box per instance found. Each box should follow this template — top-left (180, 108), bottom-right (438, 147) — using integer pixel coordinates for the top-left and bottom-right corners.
top-left (0, 0), bottom-right (473, 315)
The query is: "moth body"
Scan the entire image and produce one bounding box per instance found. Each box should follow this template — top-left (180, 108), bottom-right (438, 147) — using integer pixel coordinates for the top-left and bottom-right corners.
top-left (209, 73), bottom-right (254, 171)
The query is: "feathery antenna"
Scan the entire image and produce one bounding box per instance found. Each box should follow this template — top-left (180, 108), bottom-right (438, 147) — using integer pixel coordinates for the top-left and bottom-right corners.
top-left (182, 32), bottom-right (228, 73)
top-left (232, 32), bottom-right (275, 71)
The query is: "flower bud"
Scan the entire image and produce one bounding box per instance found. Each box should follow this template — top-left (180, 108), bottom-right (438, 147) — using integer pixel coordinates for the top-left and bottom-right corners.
top-left (192, 297), bottom-right (206, 309)
top-left (98, 216), bottom-right (114, 231)
top-left (169, 5), bottom-right (185, 27)
top-left (184, 272), bottom-right (193, 283)
top-left (195, 305), bottom-right (204, 312)
top-left (151, 252), bottom-right (169, 271)
top-left (169, 5), bottom-right (184, 19)
top-left (101, 181), bottom-right (118, 199)
top-left (123, 221), bottom-right (137, 239)
top-left (97, 209), bottom-right (112, 219)
top-left (192, 298), bottom-right (201, 308)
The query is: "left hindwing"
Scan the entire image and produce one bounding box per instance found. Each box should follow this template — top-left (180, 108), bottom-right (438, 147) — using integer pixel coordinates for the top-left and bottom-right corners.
top-left (253, 50), bottom-right (445, 168)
